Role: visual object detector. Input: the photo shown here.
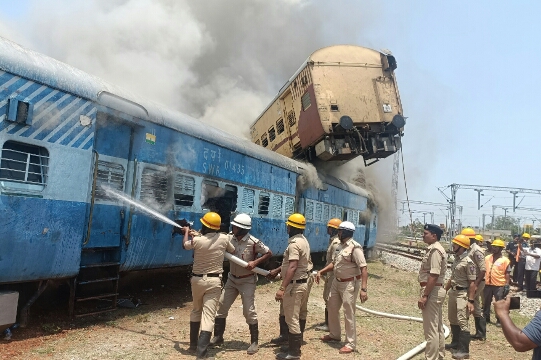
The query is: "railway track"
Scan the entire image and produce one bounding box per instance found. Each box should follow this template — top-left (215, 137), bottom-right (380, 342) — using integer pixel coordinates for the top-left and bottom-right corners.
top-left (375, 242), bottom-right (453, 268)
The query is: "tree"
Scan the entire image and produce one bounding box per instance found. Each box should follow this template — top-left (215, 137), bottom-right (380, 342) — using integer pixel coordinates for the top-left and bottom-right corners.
top-left (486, 215), bottom-right (520, 234)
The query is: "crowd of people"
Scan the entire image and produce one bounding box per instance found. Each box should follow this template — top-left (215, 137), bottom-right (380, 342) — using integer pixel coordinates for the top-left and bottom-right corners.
top-left (173, 212), bottom-right (368, 360)
top-left (420, 225), bottom-right (541, 360)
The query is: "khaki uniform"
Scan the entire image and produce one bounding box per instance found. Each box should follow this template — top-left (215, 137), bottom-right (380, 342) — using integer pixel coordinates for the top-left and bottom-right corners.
top-left (280, 234), bottom-right (311, 335)
top-left (448, 251), bottom-right (477, 331)
top-left (418, 242), bottom-right (447, 360)
top-left (328, 239), bottom-right (367, 351)
top-left (468, 242), bottom-right (486, 317)
top-left (216, 233), bottom-right (270, 324)
top-left (184, 233), bottom-right (234, 332)
top-left (323, 235), bottom-right (341, 302)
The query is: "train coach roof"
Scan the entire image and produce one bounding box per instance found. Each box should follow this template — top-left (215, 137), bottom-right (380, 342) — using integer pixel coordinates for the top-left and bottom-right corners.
top-left (0, 37), bottom-right (370, 199)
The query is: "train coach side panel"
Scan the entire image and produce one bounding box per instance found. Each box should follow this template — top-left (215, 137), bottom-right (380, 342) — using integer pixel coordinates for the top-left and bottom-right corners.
top-left (0, 70), bottom-right (97, 282)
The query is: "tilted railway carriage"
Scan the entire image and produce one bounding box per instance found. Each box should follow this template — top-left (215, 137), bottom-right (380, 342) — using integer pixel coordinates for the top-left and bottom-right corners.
top-left (0, 37), bottom-right (377, 318)
top-left (249, 45), bottom-right (405, 165)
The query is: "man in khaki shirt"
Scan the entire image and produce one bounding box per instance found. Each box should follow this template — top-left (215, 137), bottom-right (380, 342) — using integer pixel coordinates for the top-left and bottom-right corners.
top-left (209, 214), bottom-right (272, 355)
top-left (315, 221), bottom-right (368, 355)
top-left (268, 213), bottom-right (310, 360)
top-left (417, 224), bottom-right (447, 360)
top-left (316, 218), bottom-right (342, 332)
top-left (444, 234), bottom-right (477, 360)
top-left (178, 212), bottom-right (234, 360)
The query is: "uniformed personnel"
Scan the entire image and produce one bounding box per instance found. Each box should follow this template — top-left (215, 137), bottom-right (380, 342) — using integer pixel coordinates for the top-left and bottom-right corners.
top-left (462, 230), bottom-right (487, 341)
top-left (417, 224), bottom-right (447, 360)
top-left (209, 213), bottom-right (272, 355)
top-left (268, 213), bottom-right (311, 360)
top-left (178, 212), bottom-right (234, 360)
top-left (444, 234), bottom-right (477, 360)
top-left (316, 218), bottom-right (342, 331)
top-left (315, 221), bottom-right (368, 355)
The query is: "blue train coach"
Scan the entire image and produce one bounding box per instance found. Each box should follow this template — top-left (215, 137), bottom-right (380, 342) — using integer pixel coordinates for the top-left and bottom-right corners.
top-left (0, 37), bottom-right (377, 318)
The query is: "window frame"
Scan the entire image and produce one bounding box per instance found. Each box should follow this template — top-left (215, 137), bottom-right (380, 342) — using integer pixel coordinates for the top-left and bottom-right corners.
top-left (0, 140), bottom-right (49, 192)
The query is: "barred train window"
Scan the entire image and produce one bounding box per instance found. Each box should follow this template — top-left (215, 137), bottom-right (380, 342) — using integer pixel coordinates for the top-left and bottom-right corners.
top-left (174, 174), bottom-right (195, 207)
top-left (272, 194), bottom-right (283, 217)
top-left (95, 161), bottom-right (124, 201)
top-left (0, 141), bottom-right (49, 189)
top-left (276, 119), bottom-right (284, 134)
top-left (268, 127), bottom-right (276, 142)
top-left (285, 197), bottom-right (294, 216)
top-left (140, 168), bottom-right (168, 207)
top-left (305, 200), bottom-right (314, 220)
top-left (261, 133), bottom-right (268, 147)
top-left (323, 204), bottom-right (329, 221)
top-left (315, 202), bottom-right (322, 222)
top-left (242, 188), bottom-right (255, 214)
top-left (287, 111), bottom-right (296, 126)
top-left (301, 93), bottom-right (311, 111)
top-left (258, 192), bottom-right (270, 215)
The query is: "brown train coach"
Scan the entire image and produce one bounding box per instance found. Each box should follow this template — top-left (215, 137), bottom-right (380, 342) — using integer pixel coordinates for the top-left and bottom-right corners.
top-left (249, 45), bottom-right (405, 165)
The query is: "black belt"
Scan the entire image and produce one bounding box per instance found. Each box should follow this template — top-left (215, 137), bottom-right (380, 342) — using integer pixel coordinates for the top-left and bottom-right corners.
top-left (453, 286), bottom-right (467, 291)
top-left (290, 278), bottom-right (308, 284)
top-left (191, 273), bottom-right (221, 277)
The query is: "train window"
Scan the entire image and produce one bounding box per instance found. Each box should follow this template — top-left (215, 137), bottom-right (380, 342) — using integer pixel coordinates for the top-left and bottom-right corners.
top-left (285, 196), bottom-right (294, 216)
top-left (174, 174), bottom-right (195, 207)
top-left (276, 119), bottom-right (284, 134)
top-left (7, 98), bottom-right (33, 125)
top-left (242, 188), bottom-right (255, 214)
top-left (140, 168), bottom-right (168, 207)
top-left (323, 204), bottom-right (329, 221)
top-left (301, 75), bottom-right (308, 86)
top-left (95, 161), bottom-right (125, 201)
top-left (287, 111), bottom-right (296, 126)
top-left (255, 140), bottom-right (260, 146)
top-left (272, 194), bottom-right (283, 218)
top-left (305, 200), bottom-right (314, 220)
top-left (352, 210), bottom-right (359, 225)
top-left (261, 133), bottom-right (268, 147)
top-left (330, 104), bottom-right (339, 112)
top-left (337, 207), bottom-right (344, 220)
top-left (330, 206), bottom-right (336, 219)
top-left (301, 93), bottom-right (311, 111)
top-left (258, 192), bottom-right (270, 215)
top-left (315, 202), bottom-right (322, 222)
top-left (0, 141), bottom-right (49, 190)
top-left (268, 127), bottom-right (276, 142)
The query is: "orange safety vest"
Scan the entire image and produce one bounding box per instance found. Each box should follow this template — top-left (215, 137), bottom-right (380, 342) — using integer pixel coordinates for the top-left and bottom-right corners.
top-left (485, 255), bottom-right (510, 286)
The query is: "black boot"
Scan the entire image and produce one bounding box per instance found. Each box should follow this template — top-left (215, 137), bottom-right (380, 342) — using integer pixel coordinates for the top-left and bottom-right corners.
top-left (452, 331), bottom-right (470, 359)
top-left (189, 322), bottom-right (200, 352)
top-left (281, 318), bottom-right (306, 351)
top-left (246, 323), bottom-right (259, 355)
top-left (471, 317), bottom-right (486, 340)
top-left (196, 330), bottom-right (213, 359)
top-left (445, 325), bottom-right (461, 350)
top-left (316, 308), bottom-right (329, 331)
top-left (209, 318), bottom-right (226, 347)
top-left (276, 332), bottom-right (302, 360)
top-left (271, 316), bottom-right (289, 345)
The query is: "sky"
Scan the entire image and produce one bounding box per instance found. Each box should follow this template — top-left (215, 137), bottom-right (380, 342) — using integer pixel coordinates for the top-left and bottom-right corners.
top-left (1, 0), bottom-right (540, 230)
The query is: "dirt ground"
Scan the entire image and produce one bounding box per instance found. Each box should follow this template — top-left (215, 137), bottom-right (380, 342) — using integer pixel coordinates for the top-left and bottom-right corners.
top-left (0, 260), bottom-right (535, 360)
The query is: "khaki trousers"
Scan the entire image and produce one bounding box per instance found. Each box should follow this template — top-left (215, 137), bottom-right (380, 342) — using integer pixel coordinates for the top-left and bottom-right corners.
top-left (283, 282), bottom-right (308, 334)
top-left (190, 276), bottom-right (222, 332)
top-left (323, 273), bottom-right (335, 303)
top-left (448, 289), bottom-right (470, 331)
top-left (300, 273), bottom-right (314, 319)
top-left (421, 286), bottom-right (446, 360)
top-left (328, 278), bottom-right (360, 350)
top-left (216, 274), bottom-right (257, 324)
top-left (473, 281), bottom-right (485, 317)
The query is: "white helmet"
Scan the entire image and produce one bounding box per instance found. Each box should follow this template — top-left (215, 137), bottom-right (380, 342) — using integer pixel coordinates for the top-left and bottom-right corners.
top-left (338, 221), bottom-right (355, 232)
top-left (231, 213), bottom-right (252, 229)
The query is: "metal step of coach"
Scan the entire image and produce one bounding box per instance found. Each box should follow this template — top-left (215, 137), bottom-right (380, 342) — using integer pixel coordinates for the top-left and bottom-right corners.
top-left (69, 246), bottom-right (121, 318)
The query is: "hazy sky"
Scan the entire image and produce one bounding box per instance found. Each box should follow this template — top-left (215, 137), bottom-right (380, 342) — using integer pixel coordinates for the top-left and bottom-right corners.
top-left (1, 0), bottom-right (540, 229)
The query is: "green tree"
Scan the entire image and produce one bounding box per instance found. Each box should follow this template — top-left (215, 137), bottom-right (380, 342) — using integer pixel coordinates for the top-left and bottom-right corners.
top-left (486, 215), bottom-right (520, 234)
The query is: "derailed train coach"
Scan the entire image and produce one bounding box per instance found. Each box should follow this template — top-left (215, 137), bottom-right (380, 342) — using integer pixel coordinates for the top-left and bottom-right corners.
top-left (0, 37), bottom-right (377, 319)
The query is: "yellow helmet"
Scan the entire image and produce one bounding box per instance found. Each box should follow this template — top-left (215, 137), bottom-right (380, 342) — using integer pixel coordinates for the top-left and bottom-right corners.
top-left (474, 234), bottom-right (484, 242)
top-left (452, 234), bottom-right (470, 249)
top-left (286, 213), bottom-right (306, 229)
top-left (491, 239), bottom-right (505, 248)
top-left (200, 212), bottom-right (221, 230)
top-left (327, 218), bottom-right (342, 229)
top-left (461, 228), bottom-right (476, 238)
top-left (523, 233), bottom-right (531, 239)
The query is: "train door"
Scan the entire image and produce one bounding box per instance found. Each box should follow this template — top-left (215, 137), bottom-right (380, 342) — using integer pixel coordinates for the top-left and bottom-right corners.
top-left (84, 112), bottom-right (134, 248)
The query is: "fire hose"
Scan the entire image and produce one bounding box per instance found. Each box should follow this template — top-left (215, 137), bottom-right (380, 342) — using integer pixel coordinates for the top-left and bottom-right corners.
top-left (224, 252), bottom-right (270, 276)
top-left (356, 305), bottom-right (450, 360)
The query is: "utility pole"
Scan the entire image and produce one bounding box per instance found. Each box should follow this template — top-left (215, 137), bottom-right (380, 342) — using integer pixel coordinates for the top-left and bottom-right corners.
top-left (510, 191), bottom-right (519, 212)
top-left (474, 189), bottom-right (483, 210)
